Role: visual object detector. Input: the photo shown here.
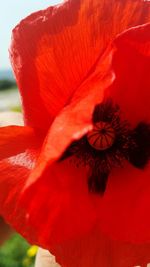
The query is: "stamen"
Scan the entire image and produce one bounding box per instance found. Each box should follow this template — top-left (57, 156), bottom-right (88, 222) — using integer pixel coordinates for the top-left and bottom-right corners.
top-left (128, 122), bottom-right (150, 168)
top-left (88, 169), bottom-right (109, 194)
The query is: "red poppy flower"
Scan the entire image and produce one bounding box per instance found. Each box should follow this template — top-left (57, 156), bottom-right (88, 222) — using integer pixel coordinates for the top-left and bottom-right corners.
top-left (0, 0), bottom-right (150, 266)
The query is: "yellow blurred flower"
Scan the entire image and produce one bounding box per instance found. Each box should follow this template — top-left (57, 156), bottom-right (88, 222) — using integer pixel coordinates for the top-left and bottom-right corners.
top-left (27, 245), bottom-right (38, 258)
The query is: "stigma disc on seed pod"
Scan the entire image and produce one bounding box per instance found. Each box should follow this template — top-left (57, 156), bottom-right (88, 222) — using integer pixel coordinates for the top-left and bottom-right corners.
top-left (87, 121), bottom-right (115, 151)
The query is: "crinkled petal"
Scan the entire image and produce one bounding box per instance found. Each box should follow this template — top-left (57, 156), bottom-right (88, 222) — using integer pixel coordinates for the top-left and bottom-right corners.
top-left (0, 123), bottom-right (43, 238)
top-left (0, 159), bottom-right (30, 218)
top-left (0, 149), bottom-right (39, 238)
top-left (10, 0), bottom-right (150, 128)
top-left (106, 23), bottom-right (150, 126)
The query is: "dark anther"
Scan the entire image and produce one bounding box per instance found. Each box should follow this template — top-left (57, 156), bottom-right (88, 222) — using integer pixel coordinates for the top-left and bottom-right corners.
top-left (59, 149), bottom-right (74, 162)
top-left (93, 99), bottom-right (119, 124)
top-left (88, 170), bottom-right (109, 194)
top-left (128, 122), bottom-right (150, 169)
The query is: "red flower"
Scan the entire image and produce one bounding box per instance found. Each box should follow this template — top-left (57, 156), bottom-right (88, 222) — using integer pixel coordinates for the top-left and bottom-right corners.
top-left (0, 0), bottom-right (150, 266)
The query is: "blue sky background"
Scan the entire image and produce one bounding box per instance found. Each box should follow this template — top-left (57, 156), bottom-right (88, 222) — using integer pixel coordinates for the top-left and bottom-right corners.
top-left (1, 0), bottom-right (62, 69)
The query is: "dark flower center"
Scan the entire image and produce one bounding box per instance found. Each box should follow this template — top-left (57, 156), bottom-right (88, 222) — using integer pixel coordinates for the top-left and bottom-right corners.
top-left (60, 99), bottom-right (150, 195)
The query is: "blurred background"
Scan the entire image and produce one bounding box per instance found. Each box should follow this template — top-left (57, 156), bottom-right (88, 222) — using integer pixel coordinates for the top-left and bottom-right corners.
top-left (0, 1), bottom-right (62, 266)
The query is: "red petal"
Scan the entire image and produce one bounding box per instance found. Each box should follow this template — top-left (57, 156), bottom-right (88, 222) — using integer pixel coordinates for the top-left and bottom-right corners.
top-left (3, 159), bottom-right (150, 266)
top-left (21, 160), bottom-right (150, 247)
top-left (52, 228), bottom-right (150, 267)
top-left (10, 0), bottom-right (150, 129)
top-left (19, 158), bottom-right (98, 248)
top-left (4, 156), bottom-right (150, 249)
top-left (0, 160), bottom-right (29, 218)
top-left (97, 161), bottom-right (150, 243)
top-left (0, 125), bottom-right (42, 233)
top-left (4, 158), bottom-right (150, 267)
top-left (0, 126), bottom-right (39, 160)
top-left (106, 23), bottom-right (150, 126)
top-left (0, 149), bottom-right (39, 237)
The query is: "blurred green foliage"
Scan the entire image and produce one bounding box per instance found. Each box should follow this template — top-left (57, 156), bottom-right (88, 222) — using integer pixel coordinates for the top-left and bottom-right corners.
top-left (0, 234), bottom-right (36, 267)
top-left (0, 80), bottom-right (16, 90)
